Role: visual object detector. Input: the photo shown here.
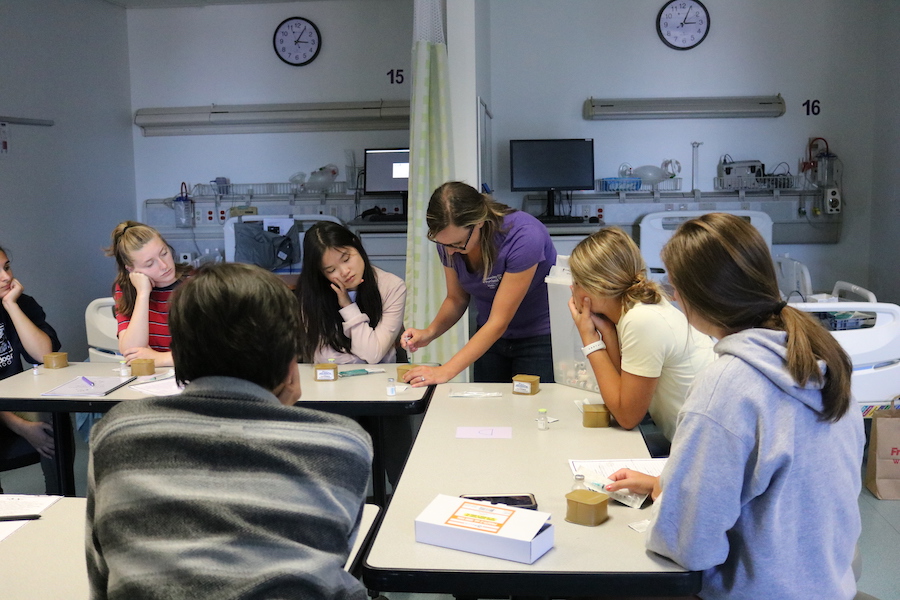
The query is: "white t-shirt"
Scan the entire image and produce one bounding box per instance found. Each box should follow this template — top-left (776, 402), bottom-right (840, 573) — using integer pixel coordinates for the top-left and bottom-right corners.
top-left (617, 298), bottom-right (715, 441)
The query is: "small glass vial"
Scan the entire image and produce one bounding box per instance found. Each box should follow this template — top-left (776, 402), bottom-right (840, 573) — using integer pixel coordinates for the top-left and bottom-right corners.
top-left (32, 363), bottom-right (39, 375)
top-left (571, 473), bottom-right (589, 491)
top-left (386, 377), bottom-right (396, 396)
top-left (537, 408), bottom-right (549, 431)
top-left (119, 360), bottom-right (129, 377)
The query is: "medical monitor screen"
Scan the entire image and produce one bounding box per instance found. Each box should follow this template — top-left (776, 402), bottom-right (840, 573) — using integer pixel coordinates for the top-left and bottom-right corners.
top-left (364, 148), bottom-right (410, 194)
top-left (509, 139), bottom-right (595, 192)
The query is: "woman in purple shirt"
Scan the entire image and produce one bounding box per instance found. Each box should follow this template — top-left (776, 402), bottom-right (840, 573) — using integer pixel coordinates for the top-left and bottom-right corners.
top-left (402, 182), bottom-right (556, 386)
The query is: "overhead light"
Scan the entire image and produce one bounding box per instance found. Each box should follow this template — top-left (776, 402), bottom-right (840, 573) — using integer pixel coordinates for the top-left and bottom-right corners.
top-left (583, 95), bottom-right (785, 120)
top-left (134, 100), bottom-right (410, 136)
top-left (0, 115), bottom-right (54, 126)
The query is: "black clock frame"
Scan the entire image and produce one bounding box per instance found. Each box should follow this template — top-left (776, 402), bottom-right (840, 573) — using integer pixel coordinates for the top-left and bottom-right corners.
top-left (656, 0), bottom-right (710, 51)
top-left (273, 17), bottom-right (322, 66)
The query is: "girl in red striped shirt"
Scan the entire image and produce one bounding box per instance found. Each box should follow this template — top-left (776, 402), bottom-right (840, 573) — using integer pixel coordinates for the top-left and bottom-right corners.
top-left (106, 222), bottom-right (192, 367)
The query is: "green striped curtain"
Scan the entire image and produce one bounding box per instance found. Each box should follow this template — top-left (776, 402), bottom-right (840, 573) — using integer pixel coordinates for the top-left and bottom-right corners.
top-left (405, 1), bottom-right (466, 372)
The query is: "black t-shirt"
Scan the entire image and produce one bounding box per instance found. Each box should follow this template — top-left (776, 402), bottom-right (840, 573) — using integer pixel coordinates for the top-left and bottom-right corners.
top-left (0, 294), bottom-right (62, 381)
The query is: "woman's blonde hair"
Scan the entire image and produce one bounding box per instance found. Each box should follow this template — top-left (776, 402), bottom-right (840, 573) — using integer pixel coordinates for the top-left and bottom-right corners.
top-left (569, 227), bottom-right (663, 315)
top-left (661, 212), bottom-right (851, 422)
top-left (105, 221), bottom-right (191, 317)
top-left (426, 182), bottom-right (514, 280)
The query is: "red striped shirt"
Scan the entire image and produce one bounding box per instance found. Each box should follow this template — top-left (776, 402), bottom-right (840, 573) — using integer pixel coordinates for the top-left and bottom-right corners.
top-left (114, 279), bottom-right (185, 352)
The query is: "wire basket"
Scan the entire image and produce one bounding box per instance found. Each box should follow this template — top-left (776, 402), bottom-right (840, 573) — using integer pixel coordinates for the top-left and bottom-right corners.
top-left (714, 175), bottom-right (797, 191)
top-left (598, 177), bottom-right (682, 192)
top-left (195, 181), bottom-right (346, 196)
top-left (814, 311), bottom-right (877, 331)
top-left (598, 177), bottom-right (641, 192)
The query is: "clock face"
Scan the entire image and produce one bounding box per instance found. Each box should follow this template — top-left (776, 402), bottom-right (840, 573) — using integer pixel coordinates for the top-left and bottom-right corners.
top-left (274, 17), bottom-right (321, 66)
top-left (657, 1), bottom-right (710, 50)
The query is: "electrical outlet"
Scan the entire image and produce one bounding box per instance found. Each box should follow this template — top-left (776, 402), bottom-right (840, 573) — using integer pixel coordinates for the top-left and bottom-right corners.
top-left (581, 204), bottom-right (591, 218)
top-left (217, 209), bottom-right (227, 223)
top-left (205, 209), bottom-right (215, 223)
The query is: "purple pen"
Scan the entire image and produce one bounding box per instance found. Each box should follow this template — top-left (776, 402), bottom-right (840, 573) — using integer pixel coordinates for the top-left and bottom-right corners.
top-left (81, 376), bottom-right (95, 387)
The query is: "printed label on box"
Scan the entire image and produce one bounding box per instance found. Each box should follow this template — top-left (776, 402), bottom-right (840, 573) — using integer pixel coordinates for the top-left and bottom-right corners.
top-left (316, 369), bottom-right (336, 380)
top-left (513, 381), bottom-right (530, 394)
top-left (445, 501), bottom-right (514, 534)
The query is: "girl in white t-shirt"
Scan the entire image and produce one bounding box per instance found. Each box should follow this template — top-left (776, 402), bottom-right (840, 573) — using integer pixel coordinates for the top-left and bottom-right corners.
top-left (567, 227), bottom-right (714, 441)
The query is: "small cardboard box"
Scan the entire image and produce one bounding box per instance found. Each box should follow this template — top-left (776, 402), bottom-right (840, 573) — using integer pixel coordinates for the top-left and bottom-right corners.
top-left (512, 374), bottom-right (540, 395)
top-left (565, 489), bottom-right (609, 526)
top-left (582, 403), bottom-right (610, 428)
top-left (414, 494), bottom-right (554, 564)
top-left (314, 363), bottom-right (338, 381)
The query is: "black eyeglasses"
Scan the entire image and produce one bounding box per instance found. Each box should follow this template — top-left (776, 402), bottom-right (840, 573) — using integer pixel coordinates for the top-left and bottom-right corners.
top-left (429, 225), bottom-right (475, 251)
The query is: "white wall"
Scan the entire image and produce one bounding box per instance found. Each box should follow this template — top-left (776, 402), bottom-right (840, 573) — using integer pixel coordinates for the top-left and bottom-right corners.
top-left (484, 0), bottom-right (882, 297)
top-left (870, 1), bottom-right (900, 303)
top-left (128, 0), bottom-right (414, 203)
top-left (0, 0), bottom-right (136, 358)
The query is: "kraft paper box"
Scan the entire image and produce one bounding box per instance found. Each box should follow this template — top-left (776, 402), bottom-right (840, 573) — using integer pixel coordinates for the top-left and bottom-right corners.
top-left (414, 494), bottom-right (554, 564)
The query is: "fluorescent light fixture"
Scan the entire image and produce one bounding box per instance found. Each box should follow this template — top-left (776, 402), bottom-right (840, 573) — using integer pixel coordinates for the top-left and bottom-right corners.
top-left (583, 95), bottom-right (785, 120)
top-left (134, 100), bottom-right (410, 136)
top-left (0, 116), bottom-right (54, 126)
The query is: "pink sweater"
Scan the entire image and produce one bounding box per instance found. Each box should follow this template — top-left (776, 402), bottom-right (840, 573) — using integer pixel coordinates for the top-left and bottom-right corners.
top-left (313, 267), bottom-right (406, 364)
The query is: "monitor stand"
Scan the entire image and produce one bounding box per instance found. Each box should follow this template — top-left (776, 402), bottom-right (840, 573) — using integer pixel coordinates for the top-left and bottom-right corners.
top-left (539, 189), bottom-right (584, 224)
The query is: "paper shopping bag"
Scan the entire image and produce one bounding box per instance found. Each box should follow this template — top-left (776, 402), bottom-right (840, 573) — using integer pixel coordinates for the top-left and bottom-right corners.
top-left (865, 398), bottom-right (900, 500)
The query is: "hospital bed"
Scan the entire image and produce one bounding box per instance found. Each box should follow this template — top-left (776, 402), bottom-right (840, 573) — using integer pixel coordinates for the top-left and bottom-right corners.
top-left (792, 301), bottom-right (900, 414)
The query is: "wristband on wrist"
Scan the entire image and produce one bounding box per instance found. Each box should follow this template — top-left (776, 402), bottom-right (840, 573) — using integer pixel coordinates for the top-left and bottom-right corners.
top-left (581, 338), bottom-right (606, 357)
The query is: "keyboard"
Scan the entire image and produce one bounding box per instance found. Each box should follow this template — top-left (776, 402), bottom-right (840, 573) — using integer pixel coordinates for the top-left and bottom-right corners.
top-left (539, 215), bottom-right (586, 224)
top-left (366, 214), bottom-right (407, 222)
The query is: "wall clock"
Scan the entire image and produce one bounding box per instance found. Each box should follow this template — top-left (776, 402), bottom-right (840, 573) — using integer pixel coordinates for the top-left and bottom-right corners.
top-left (273, 17), bottom-right (321, 66)
top-left (657, 1), bottom-right (710, 50)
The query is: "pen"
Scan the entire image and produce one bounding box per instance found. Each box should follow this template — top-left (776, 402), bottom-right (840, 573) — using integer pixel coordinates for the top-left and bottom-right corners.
top-left (81, 376), bottom-right (94, 387)
top-left (0, 514), bottom-right (41, 522)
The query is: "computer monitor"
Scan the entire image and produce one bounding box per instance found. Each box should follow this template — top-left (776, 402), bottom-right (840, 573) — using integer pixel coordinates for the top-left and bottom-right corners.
top-left (509, 139), bottom-right (595, 218)
top-left (364, 148), bottom-right (410, 195)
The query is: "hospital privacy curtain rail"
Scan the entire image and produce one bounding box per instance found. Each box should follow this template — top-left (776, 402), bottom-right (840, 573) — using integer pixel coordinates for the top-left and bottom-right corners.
top-left (583, 94), bottom-right (785, 120)
top-left (134, 100), bottom-right (410, 136)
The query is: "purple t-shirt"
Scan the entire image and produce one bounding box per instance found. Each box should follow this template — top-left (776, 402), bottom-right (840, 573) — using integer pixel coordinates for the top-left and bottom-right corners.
top-left (438, 211), bottom-right (556, 339)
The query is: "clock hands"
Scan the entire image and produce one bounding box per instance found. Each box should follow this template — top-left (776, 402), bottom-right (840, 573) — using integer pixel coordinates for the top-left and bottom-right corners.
top-left (294, 26), bottom-right (308, 46)
top-left (680, 4), bottom-right (693, 26)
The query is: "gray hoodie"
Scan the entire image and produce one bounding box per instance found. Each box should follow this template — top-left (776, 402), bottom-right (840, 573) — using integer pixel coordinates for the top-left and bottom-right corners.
top-left (647, 328), bottom-right (865, 600)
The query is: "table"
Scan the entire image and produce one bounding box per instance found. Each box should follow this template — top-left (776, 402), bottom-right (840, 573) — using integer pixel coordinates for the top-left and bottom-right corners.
top-left (362, 383), bottom-right (701, 597)
top-left (0, 497), bottom-right (90, 599)
top-left (294, 364), bottom-right (434, 506)
top-left (0, 497), bottom-right (380, 600)
top-left (0, 363), bottom-right (433, 502)
top-left (0, 363), bottom-right (150, 495)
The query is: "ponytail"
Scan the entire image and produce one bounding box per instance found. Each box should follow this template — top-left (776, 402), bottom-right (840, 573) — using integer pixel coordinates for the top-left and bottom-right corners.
top-left (662, 213), bottom-right (852, 422)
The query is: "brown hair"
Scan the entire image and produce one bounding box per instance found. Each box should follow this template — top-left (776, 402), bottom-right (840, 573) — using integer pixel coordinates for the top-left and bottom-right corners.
top-left (661, 212), bottom-right (851, 422)
top-left (426, 182), bottom-right (515, 280)
top-left (105, 221), bottom-right (191, 317)
top-left (169, 262), bottom-right (300, 390)
top-left (569, 227), bottom-right (663, 315)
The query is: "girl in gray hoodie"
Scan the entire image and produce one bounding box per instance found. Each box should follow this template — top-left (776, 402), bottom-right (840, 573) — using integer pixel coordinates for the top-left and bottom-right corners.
top-left (607, 212), bottom-right (864, 600)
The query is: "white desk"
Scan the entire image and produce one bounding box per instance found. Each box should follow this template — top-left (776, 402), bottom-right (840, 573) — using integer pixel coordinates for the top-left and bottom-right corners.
top-left (0, 363), bottom-right (433, 502)
top-left (362, 383), bottom-right (701, 597)
top-left (0, 497), bottom-right (90, 600)
top-left (0, 498), bottom-right (380, 600)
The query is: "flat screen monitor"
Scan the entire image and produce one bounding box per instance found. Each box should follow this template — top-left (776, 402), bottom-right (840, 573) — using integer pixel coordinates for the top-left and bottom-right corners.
top-left (364, 148), bottom-right (410, 194)
top-left (509, 139), bottom-right (594, 217)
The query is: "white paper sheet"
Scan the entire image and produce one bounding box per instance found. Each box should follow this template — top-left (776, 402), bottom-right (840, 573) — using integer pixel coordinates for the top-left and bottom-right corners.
top-left (0, 495), bottom-right (60, 542)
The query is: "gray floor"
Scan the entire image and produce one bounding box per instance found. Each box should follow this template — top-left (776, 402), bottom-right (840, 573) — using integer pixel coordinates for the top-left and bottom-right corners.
top-left (3, 430), bottom-right (898, 600)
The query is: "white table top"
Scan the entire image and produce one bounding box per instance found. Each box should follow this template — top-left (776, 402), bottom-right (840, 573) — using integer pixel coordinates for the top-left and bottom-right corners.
top-left (0, 362), bottom-right (430, 415)
top-left (0, 497), bottom-right (90, 600)
top-left (0, 498), bottom-right (380, 600)
top-left (363, 382), bottom-right (700, 596)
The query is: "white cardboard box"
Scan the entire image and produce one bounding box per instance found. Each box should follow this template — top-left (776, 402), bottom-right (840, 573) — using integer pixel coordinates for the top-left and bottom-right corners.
top-left (414, 494), bottom-right (554, 564)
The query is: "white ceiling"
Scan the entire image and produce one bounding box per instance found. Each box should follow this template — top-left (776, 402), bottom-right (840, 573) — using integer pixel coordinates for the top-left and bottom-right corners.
top-left (101, 0), bottom-right (300, 8)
